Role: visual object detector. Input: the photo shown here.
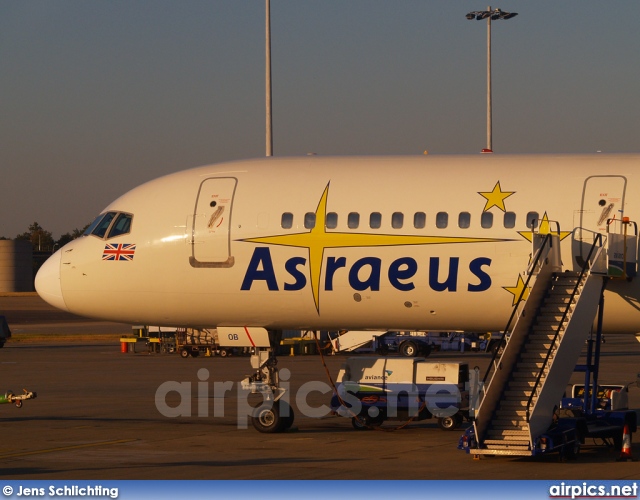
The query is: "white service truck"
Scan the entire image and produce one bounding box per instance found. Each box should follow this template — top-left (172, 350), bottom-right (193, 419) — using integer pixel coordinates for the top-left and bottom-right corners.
top-left (330, 357), bottom-right (481, 430)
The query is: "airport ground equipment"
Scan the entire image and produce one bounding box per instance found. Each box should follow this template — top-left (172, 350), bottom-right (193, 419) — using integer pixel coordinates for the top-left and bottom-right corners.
top-left (175, 328), bottom-right (233, 358)
top-left (121, 325), bottom-right (177, 354)
top-left (459, 221), bottom-right (638, 459)
top-left (0, 315), bottom-right (11, 348)
top-left (0, 389), bottom-right (36, 408)
top-left (328, 330), bottom-right (503, 356)
top-left (330, 357), bottom-right (480, 430)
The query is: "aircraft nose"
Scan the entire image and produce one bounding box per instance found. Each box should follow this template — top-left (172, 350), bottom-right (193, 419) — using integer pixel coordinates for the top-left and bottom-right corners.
top-left (35, 250), bottom-right (68, 312)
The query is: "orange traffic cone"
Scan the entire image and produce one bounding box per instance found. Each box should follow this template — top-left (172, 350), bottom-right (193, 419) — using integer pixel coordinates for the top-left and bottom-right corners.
top-left (616, 424), bottom-right (637, 461)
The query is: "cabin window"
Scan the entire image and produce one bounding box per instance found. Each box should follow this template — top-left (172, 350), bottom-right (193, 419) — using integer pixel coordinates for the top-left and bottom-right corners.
top-left (281, 212), bottom-right (293, 229)
top-left (107, 213), bottom-right (133, 238)
top-left (458, 212), bottom-right (471, 229)
top-left (413, 212), bottom-right (426, 229)
top-left (526, 211), bottom-right (540, 229)
top-left (370, 212), bottom-right (382, 229)
top-left (326, 212), bottom-right (338, 229)
top-left (436, 212), bottom-right (448, 229)
top-left (392, 212), bottom-right (404, 229)
top-left (504, 212), bottom-right (516, 229)
top-left (348, 212), bottom-right (360, 229)
top-left (481, 212), bottom-right (493, 229)
top-left (91, 212), bottom-right (117, 238)
top-left (304, 212), bottom-right (316, 229)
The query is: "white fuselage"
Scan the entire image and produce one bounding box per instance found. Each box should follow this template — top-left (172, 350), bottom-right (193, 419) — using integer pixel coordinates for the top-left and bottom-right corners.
top-left (36, 154), bottom-right (640, 334)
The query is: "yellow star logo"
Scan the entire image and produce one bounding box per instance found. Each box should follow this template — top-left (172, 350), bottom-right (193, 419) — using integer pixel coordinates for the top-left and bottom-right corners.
top-left (517, 212), bottom-right (572, 242)
top-left (503, 275), bottom-right (530, 306)
top-left (243, 184), bottom-right (512, 313)
top-left (478, 181), bottom-right (515, 212)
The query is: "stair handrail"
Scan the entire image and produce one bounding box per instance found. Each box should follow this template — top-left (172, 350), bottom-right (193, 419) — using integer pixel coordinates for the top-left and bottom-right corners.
top-left (482, 232), bottom-right (554, 385)
top-left (524, 231), bottom-right (605, 422)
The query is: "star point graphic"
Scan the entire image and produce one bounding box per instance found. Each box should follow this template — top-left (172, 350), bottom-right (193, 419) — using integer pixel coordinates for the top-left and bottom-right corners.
top-left (243, 184), bottom-right (512, 314)
top-left (517, 212), bottom-right (572, 242)
top-left (478, 181), bottom-right (515, 212)
top-left (503, 275), bottom-right (530, 306)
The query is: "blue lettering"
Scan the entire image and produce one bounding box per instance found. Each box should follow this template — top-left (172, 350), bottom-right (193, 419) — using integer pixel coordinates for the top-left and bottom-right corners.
top-left (240, 247), bottom-right (279, 291)
top-left (348, 257), bottom-right (381, 291)
top-left (429, 257), bottom-right (459, 292)
top-left (284, 257), bottom-right (307, 291)
top-left (468, 257), bottom-right (492, 292)
top-left (325, 257), bottom-right (347, 291)
top-left (388, 257), bottom-right (417, 291)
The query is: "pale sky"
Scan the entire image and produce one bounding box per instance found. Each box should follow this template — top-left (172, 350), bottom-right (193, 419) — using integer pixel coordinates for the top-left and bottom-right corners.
top-left (2, 1), bottom-right (639, 239)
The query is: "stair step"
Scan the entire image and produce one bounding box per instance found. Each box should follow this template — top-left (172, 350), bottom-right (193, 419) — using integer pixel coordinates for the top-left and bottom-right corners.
top-left (496, 409), bottom-right (528, 418)
top-left (486, 429), bottom-right (529, 438)
top-left (493, 415), bottom-right (527, 424)
top-left (531, 325), bottom-right (563, 334)
top-left (492, 424), bottom-right (528, 431)
top-left (518, 362), bottom-right (545, 369)
top-left (536, 315), bottom-right (568, 324)
top-left (500, 396), bottom-right (529, 411)
top-left (521, 351), bottom-right (552, 359)
top-left (481, 443), bottom-right (530, 451)
top-left (504, 390), bottom-right (534, 398)
top-left (484, 438), bottom-right (530, 446)
top-left (541, 305), bottom-right (574, 314)
top-left (549, 287), bottom-right (581, 296)
top-left (524, 341), bottom-right (553, 349)
top-left (506, 382), bottom-right (535, 390)
top-left (544, 296), bottom-right (575, 305)
top-left (527, 336), bottom-right (557, 345)
top-left (512, 371), bottom-right (545, 379)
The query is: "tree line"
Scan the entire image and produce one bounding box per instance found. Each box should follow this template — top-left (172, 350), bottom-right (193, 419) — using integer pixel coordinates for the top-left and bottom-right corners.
top-left (0, 222), bottom-right (90, 253)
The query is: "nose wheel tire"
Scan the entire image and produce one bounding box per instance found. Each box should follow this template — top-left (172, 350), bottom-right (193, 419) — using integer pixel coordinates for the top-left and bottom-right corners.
top-left (251, 400), bottom-right (294, 433)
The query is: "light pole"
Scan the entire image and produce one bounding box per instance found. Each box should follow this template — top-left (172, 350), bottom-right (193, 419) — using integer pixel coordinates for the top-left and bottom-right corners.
top-left (266, 0), bottom-right (273, 157)
top-left (465, 7), bottom-right (517, 153)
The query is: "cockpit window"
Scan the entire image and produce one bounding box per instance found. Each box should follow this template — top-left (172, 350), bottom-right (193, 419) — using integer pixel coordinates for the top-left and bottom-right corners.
top-left (91, 212), bottom-right (117, 238)
top-left (85, 211), bottom-right (134, 239)
top-left (83, 214), bottom-right (107, 236)
top-left (108, 213), bottom-right (133, 238)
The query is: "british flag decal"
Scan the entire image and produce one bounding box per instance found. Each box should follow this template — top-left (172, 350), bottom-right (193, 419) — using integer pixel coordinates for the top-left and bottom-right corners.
top-left (102, 243), bottom-right (136, 261)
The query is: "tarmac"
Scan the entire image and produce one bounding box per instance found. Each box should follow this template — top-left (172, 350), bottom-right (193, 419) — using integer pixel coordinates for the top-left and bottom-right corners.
top-left (0, 294), bottom-right (639, 480)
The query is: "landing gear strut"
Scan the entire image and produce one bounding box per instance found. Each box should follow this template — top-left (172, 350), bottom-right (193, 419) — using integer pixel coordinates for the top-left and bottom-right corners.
top-left (240, 330), bottom-right (294, 433)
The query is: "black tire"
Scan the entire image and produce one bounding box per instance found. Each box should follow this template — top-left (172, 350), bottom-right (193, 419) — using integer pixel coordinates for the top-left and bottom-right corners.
top-left (180, 349), bottom-right (189, 358)
top-left (375, 345), bottom-right (389, 355)
top-left (252, 400), bottom-right (286, 433)
top-left (400, 341), bottom-right (418, 357)
top-left (421, 344), bottom-right (432, 357)
top-left (219, 348), bottom-right (229, 357)
top-left (437, 415), bottom-right (460, 431)
top-left (191, 350), bottom-right (200, 358)
top-left (454, 413), bottom-right (465, 427)
top-left (351, 416), bottom-right (371, 430)
top-left (565, 436), bottom-right (580, 460)
top-left (0, 342), bottom-right (4, 349)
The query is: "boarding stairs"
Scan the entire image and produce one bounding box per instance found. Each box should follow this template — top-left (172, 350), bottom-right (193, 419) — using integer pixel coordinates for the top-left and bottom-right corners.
top-left (470, 221), bottom-right (637, 457)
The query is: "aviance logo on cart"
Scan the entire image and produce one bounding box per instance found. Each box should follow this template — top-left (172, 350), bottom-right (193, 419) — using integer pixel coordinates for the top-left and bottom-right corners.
top-left (549, 482), bottom-right (638, 499)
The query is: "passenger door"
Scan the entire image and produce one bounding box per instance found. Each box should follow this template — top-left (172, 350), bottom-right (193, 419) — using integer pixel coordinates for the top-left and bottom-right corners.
top-left (190, 177), bottom-right (237, 268)
top-left (574, 175), bottom-right (627, 270)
